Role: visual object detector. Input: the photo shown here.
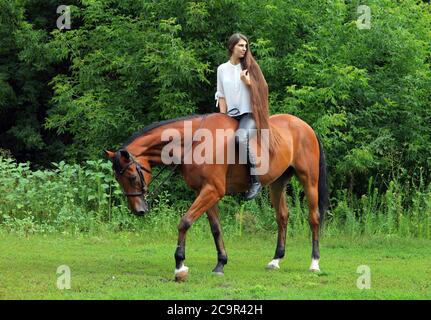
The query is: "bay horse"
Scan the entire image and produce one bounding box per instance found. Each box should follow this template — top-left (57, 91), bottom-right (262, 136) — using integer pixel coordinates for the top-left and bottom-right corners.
top-left (105, 112), bottom-right (328, 281)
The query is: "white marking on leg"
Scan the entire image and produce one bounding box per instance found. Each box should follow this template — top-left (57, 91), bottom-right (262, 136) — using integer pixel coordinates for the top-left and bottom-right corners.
top-left (266, 259), bottom-right (280, 269)
top-left (309, 258), bottom-right (320, 272)
top-left (175, 264), bottom-right (189, 275)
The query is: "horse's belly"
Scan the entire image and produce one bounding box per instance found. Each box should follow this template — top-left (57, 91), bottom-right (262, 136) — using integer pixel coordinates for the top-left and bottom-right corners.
top-left (225, 164), bottom-right (249, 195)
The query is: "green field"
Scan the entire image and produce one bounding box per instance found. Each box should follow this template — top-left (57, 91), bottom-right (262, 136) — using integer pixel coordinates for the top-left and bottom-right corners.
top-left (0, 232), bottom-right (430, 300)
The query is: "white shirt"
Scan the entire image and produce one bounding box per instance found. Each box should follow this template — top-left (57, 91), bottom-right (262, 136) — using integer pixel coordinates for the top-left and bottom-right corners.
top-left (215, 61), bottom-right (252, 116)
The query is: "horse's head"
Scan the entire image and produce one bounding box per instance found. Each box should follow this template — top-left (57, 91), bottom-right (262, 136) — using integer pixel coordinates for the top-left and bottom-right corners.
top-left (105, 149), bottom-right (150, 216)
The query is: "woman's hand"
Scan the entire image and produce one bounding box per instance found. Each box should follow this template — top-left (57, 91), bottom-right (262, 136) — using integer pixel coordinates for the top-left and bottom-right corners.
top-left (240, 69), bottom-right (251, 86)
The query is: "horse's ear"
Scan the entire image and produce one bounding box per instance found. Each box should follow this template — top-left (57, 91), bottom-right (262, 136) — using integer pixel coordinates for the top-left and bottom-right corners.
top-left (104, 150), bottom-right (115, 159)
top-left (120, 149), bottom-right (130, 160)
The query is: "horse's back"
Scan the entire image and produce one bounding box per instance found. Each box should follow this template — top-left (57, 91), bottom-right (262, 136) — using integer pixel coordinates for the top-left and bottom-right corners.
top-left (206, 113), bottom-right (315, 134)
top-left (270, 114), bottom-right (315, 134)
top-left (205, 113), bottom-right (240, 131)
top-left (201, 113), bottom-right (318, 190)
top-left (269, 114), bottom-right (319, 150)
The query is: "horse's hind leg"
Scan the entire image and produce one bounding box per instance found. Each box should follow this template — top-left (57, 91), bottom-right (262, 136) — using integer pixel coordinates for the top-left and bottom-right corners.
top-left (206, 203), bottom-right (228, 275)
top-left (266, 170), bottom-right (292, 270)
top-left (295, 166), bottom-right (321, 272)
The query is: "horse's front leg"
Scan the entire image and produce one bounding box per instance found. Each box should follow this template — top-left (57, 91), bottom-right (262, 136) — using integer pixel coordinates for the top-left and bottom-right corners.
top-left (174, 185), bottom-right (221, 281)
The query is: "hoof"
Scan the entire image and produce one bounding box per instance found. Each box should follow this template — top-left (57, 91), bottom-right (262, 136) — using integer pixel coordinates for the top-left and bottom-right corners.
top-left (309, 259), bottom-right (320, 272)
top-left (174, 265), bottom-right (189, 282)
top-left (212, 271), bottom-right (224, 276)
top-left (266, 259), bottom-right (280, 270)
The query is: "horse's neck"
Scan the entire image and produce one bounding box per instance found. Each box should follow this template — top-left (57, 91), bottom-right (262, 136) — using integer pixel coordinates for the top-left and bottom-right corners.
top-left (126, 119), bottom-right (200, 164)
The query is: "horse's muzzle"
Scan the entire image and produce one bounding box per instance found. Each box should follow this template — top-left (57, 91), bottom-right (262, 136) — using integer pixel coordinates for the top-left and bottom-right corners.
top-left (135, 209), bottom-right (148, 216)
top-left (131, 200), bottom-right (149, 216)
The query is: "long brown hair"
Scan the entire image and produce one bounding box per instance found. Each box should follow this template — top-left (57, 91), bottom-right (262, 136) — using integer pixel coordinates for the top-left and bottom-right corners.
top-left (227, 33), bottom-right (281, 155)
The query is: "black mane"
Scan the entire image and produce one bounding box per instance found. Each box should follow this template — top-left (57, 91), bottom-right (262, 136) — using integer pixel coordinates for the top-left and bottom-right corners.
top-left (121, 114), bottom-right (208, 148)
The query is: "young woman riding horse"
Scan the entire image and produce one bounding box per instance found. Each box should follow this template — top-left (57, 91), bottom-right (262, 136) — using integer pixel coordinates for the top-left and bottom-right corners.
top-left (105, 34), bottom-right (328, 282)
top-left (215, 33), bottom-right (279, 200)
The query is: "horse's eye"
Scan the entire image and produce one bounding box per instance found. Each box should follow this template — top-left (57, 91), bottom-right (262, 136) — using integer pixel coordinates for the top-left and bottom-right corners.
top-left (129, 175), bottom-right (137, 184)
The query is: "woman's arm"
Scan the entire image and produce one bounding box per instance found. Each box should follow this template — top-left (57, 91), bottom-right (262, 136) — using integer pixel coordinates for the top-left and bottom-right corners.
top-left (216, 66), bottom-right (227, 113)
top-left (218, 97), bottom-right (227, 114)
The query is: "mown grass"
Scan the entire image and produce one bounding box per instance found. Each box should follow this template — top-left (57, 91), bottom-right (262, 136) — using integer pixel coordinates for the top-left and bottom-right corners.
top-left (0, 231), bottom-right (430, 300)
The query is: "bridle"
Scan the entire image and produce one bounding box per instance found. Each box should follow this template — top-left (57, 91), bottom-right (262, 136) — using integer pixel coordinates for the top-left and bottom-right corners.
top-left (117, 156), bottom-right (150, 197)
top-left (117, 155), bottom-right (179, 201)
top-left (116, 114), bottom-right (208, 202)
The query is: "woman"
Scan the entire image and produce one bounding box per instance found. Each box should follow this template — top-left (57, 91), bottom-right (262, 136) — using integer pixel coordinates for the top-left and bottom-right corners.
top-left (215, 33), bottom-right (277, 200)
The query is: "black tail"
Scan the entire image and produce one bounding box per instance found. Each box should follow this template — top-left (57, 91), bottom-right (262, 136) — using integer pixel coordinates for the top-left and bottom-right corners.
top-left (317, 136), bottom-right (329, 226)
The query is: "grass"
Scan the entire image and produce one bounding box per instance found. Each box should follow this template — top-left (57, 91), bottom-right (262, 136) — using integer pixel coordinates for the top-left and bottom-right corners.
top-left (0, 231), bottom-right (430, 300)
